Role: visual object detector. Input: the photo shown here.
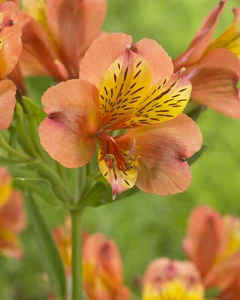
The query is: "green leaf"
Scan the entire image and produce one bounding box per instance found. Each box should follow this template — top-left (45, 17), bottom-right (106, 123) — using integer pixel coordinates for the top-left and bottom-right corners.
top-left (131, 293), bottom-right (141, 300)
top-left (26, 193), bottom-right (66, 300)
top-left (81, 182), bottom-right (140, 208)
top-left (21, 96), bottom-right (45, 122)
top-left (14, 177), bottom-right (64, 207)
top-left (187, 144), bottom-right (209, 165)
top-left (186, 104), bottom-right (206, 121)
top-left (0, 156), bottom-right (34, 167)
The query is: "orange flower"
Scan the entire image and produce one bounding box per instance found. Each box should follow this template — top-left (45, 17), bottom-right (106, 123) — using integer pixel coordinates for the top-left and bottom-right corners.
top-left (184, 206), bottom-right (240, 294)
top-left (39, 33), bottom-right (202, 198)
top-left (18, 0), bottom-right (107, 81)
top-left (0, 167), bottom-right (25, 258)
top-left (142, 258), bottom-right (205, 300)
top-left (83, 233), bottom-right (130, 300)
top-left (52, 219), bottom-right (130, 300)
top-left (173, 0), bottom-right (240, 118)
top-left (0, 0), bottom-right (22, 129)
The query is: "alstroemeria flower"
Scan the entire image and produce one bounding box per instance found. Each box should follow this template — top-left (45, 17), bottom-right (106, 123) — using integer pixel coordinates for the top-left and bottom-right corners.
top-left (39, 33), bottom-right (202, 198)
top-left (173, 0), bottom-right (240, 118)
top-left (142, 258), bottom-right (205, 300)
top-left (52, 219), bottom-right (130, 300)
top-left (0, 167), bottom-right (25, 258)
top-left (184, 206), bottom-right (240, 292)
top-left (0, 0), bottom-right (22, 129)
top-left (83, 233), bottom-right (130, 300)
top-left (19, 0), bottom-right (107, 81)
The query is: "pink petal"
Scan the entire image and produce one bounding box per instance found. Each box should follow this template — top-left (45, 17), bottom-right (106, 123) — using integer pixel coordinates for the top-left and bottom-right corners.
top-left (0, 190), bottom-right (25, 232)
top-left (185, 205), bottom-right (227, 278)
top-left (186, 49), bottom-right (240, 118)
top-left (39, 79), bottom-right (101, 168)
top-left (0, 79), bottom-right (16, 129)
top-left (117, 114), bottom-right (202, 196)
top-left (46, 0), bottom-right (107, 77)
top-left (173, 0), bottom-right (226, 70)
top-left (135, 38), bottom-right (173, 85)
top-left (0, 1), bottom-right (22, 79)
top-left (80, 33), bottom-right (133, 89)
top-left (19, 12), bottom-right (64, 80)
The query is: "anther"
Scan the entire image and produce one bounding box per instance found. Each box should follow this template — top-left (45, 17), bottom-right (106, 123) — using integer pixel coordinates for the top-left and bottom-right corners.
top-left (180, 67), bottom-right (186, 74)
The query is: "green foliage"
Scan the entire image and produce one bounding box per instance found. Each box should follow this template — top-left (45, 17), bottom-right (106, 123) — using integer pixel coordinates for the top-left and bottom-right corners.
top-left (26, 193), bottom-right (66, 300)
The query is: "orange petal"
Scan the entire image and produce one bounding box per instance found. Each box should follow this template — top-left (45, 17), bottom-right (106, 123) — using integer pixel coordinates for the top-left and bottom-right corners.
top-left (206, 8), bottom-right (240, 59)
top-left (135, 38), bottom-right (173, 85)
top-left (204, 252), bottom-right (240, 291)
top-left (184, 206), bottom-right (227, 278)
top-left (46, 0), bottom-right (107, 76)
top-left (0, 79), bottom-right (16, 129)
top-left (0, 190), bottom-right (25, 233)
top-left (117, 114), bottom-right (202, 196)
top-left (19, 12), bottom-right (64, 80)
top-left (9, 63), bottom-right (28, 96)
top-left (186, 49), bottom-right (240, 118)
top-left (80, 33), bottom-right (133, 89)
top-left (173, 0), bottom-right (226, 70)
top-left (0, 1), bottom-right (22, 78)
top-left (83, 233), bottom-right (129, 300)
top-left (39, 79), bottom-right (101, 168)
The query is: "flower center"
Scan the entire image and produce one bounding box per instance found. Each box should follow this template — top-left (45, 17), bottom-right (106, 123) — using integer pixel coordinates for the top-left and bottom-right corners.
top-left (97, 130), bottom-right (139, 172)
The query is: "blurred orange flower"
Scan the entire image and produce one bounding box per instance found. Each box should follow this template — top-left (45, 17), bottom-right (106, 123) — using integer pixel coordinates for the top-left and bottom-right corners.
top-left (0, 0), bottom-right (22, 129)
top-left (0, 167), bottom-right (25, 258)
top-left (173, 0), bottom-right (240, 118)
top-left (184, 206), bottom-right (240, 296)
top-left (18, 0), bottom-right (107, 81)
top-left (142, 258), bottom-right (205, 300)
top-left (52, 219), bottom-right (130, 300)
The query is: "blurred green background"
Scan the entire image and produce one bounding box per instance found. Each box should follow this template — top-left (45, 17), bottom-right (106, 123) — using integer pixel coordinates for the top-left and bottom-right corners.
top-left (1, 0), bottom-right (240, 299)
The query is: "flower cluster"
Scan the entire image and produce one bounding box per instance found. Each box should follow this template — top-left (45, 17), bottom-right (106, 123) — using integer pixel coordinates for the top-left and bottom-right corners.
top-left (51, 205), bottom-right (240, 300)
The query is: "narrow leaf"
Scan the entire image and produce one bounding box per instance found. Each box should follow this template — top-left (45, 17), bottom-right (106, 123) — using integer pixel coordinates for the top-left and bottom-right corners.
top-left (26, 193), bottom-right (66, 300)
top-left (14, 177), bottom-right (63, 207)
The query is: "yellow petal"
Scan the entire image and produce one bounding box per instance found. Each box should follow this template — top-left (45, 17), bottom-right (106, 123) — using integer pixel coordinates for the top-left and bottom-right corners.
top-left (22, 0), bottom-right (56, 46)
top-left (0, 167), bottom-right (12, 207)
top-left (122, 70), bottom-right (191, 127)
top-left (98, 141), bottom-right (139, 199)
top-left (143, 280), bottom-right (204, 300)
top-left (99, 47), bottom-right (152, 129)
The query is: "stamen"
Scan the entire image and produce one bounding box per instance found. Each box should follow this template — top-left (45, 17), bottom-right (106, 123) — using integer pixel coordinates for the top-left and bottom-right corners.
top-left (125, 138), bottom-right (137, 161)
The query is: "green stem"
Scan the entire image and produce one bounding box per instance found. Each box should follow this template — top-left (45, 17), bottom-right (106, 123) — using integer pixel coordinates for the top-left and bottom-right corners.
top-left (0, 132), bottom-right (32, 161)
top-left (71, 209), bottom-right (83, 300)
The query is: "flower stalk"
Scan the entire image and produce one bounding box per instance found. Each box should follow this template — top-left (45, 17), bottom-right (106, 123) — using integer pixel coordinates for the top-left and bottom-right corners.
top-left (71, 208), bottom-right (84, 300)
